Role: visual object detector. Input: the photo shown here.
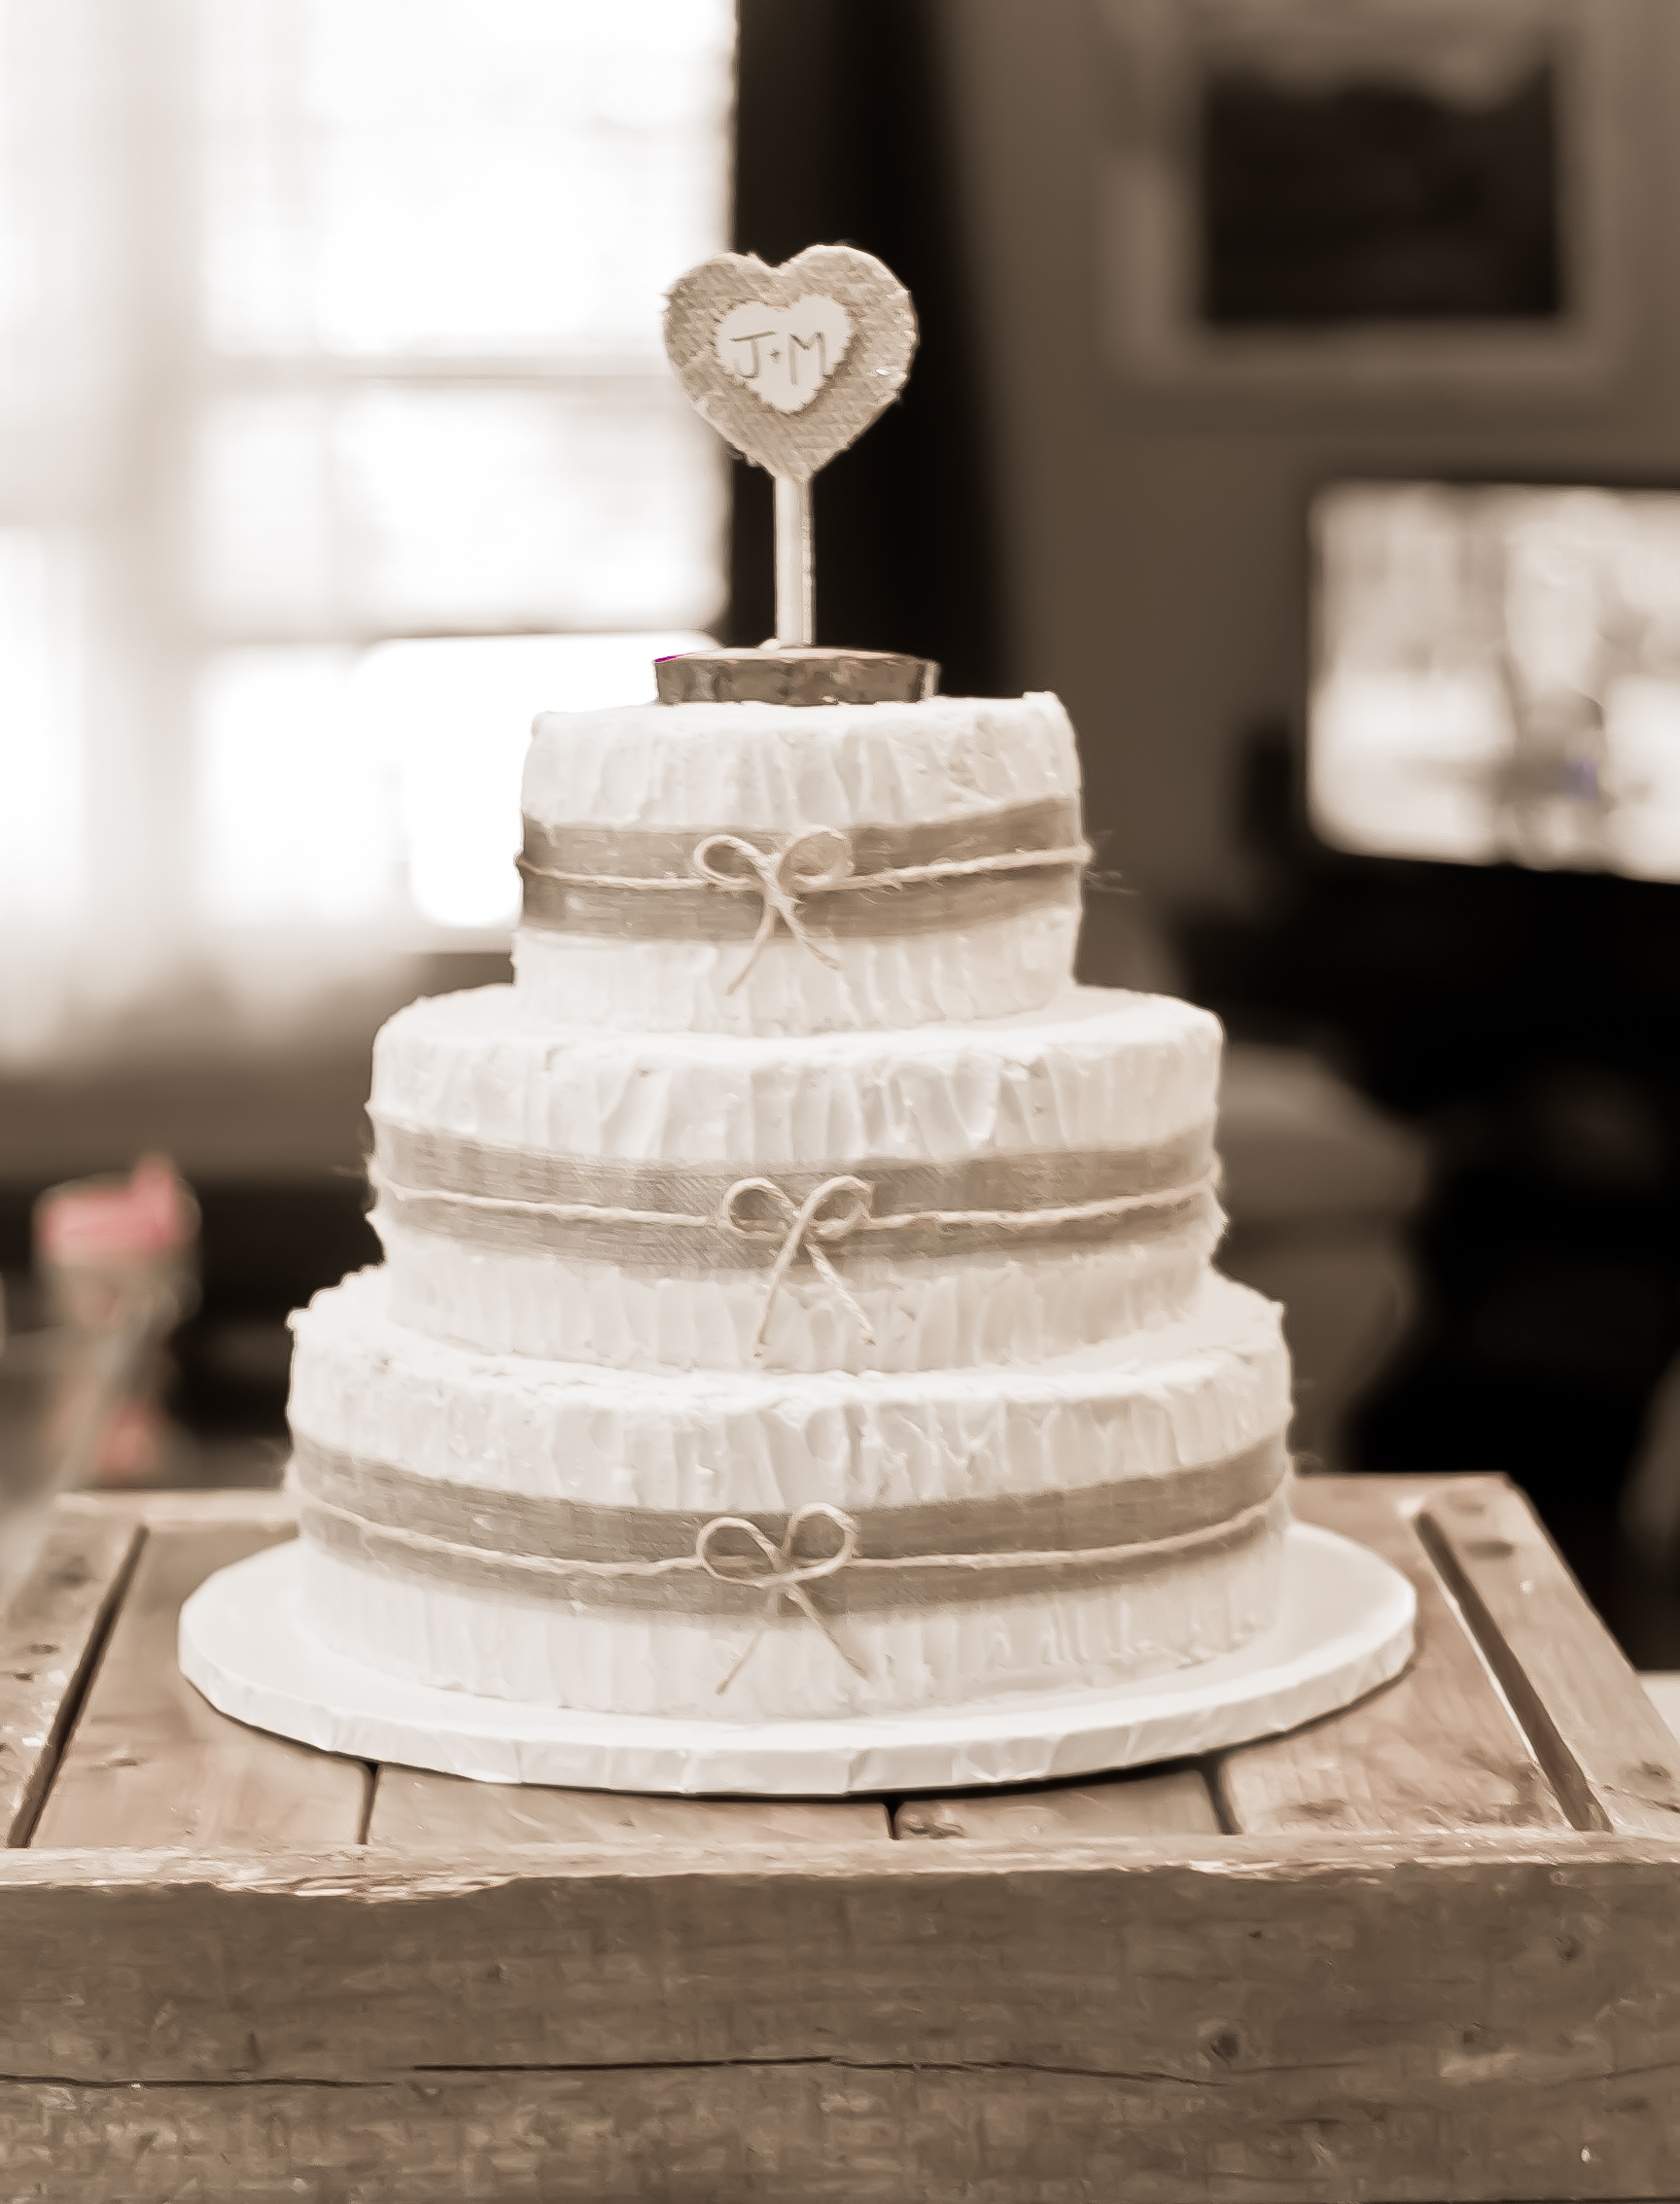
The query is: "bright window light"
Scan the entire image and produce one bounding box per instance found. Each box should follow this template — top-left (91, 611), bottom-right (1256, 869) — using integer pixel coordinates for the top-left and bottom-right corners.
top-left (1312, 483), bottom-right (1680, 880)
top-left (360, 631), bottom-right (716, 931)
top-left (202, 0), bottom-right (735, 359)
top-left (195, 385), bottom-right (725, 637)
top-left (0, 531), bottom-right (86, 1065)
top-left (197, 632), bottom-right (713, 936)
top-left (197, 648), bottom-right (398, 926)
top-left (0, 532), bottom-right (84, 927)
top-left (0, 0), bottom-right (733, 1058)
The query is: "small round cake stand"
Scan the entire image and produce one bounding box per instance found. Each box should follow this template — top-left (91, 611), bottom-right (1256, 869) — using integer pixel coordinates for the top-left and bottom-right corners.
top-left (178, 1522), bottom-right (1415, 1799)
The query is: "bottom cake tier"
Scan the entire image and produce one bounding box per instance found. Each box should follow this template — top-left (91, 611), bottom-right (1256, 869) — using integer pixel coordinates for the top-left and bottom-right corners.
top-left (286, 1267), bottom-right (1295, 1722)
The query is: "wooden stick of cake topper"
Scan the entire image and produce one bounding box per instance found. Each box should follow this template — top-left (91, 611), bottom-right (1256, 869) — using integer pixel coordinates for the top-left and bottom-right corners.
top-left (661, 245), bottom-right (936, 706)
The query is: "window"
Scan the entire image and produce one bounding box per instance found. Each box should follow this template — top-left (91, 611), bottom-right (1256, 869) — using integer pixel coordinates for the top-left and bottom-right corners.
top-left (0, 0), bottom-right (733, 1064)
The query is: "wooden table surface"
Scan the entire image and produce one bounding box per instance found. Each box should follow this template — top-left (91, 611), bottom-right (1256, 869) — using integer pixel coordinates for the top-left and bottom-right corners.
top-left (2, 1472), bottom-right (1678, 2201)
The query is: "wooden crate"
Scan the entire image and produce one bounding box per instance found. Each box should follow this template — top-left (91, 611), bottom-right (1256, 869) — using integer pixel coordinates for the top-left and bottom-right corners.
top-left (2, 1474), bottom-right (1678, 2202)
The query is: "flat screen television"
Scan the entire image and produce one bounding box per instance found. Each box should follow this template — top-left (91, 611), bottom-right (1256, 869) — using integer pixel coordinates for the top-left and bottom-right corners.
top-left (1308, 482), bottom-right (1680, 880)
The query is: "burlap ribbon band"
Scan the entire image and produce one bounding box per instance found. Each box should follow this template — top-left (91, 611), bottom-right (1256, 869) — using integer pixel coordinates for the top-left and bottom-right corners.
top-left (517, 797), bottom-right (1088, 962)
top-left (295, 1430), bottom-right (1289, 1622)
top-left (369, 1121), bottom-right (1218, 1271)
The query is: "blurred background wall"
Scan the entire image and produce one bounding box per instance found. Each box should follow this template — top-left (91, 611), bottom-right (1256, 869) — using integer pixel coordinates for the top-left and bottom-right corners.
top-left (920, 0), bottom-right (1680, 1647)
top-left (937, 0), bottom-right (1680, 914)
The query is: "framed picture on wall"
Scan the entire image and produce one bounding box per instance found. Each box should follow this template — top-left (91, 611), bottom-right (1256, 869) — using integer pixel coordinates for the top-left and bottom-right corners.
top-left (1097, 0), bottom-right (1635, 402)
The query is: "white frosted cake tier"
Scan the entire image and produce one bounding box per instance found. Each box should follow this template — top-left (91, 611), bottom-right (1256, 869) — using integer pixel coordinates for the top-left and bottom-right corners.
top-left (287, 1269), bottom-right (1293, 1722)
top-left (368, 983), bottom-right (1225, 1372)
top-left (514, 693), bottom-right (1084, 1035)
top-left (377, 1229), bottom-right (1221, 1379)
top-left (372, 983), bottom-right (1217, 1161)
top-left (512, 914), bottom-right (1082, 1042)
top-left (523, 697), bottom-right (1079, 837)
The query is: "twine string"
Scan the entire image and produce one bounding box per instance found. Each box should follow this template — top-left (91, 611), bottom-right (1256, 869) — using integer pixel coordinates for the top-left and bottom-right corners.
top-left (691, 827), bottom-right (853, 990)
top-left (722, 1172), bottom-right (876, 1353)
top-left (696, 1501), bottom-right (865, 1695)
top-left (368, 1162), bottom-right (1219, 1359)
top-left (299, 1485), bottom-right (1280, 1696)
top-left (517, 818), bottom-right (1095, 985)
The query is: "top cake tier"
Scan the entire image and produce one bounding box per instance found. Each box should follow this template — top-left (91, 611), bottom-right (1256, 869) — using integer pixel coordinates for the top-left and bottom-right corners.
top-left (513, 693), bottom-right (1085, 1037)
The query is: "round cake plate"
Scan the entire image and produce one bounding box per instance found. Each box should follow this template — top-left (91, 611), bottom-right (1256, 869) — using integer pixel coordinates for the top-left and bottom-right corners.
top-left (178, 1522), bottom-right (1415, 1799)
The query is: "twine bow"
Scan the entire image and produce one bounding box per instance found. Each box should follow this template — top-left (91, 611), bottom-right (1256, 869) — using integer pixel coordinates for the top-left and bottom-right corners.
top-left (722, 1172), bottom-right (875, 1355)
top-left (696, 1500), bottom-right (865, 1696)
top-left (692, 827), bottom-right (854, 992)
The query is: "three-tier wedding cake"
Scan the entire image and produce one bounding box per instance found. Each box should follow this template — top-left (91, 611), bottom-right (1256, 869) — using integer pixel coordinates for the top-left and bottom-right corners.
top-left (282, 680), bottom-right (1296, 1723)
top-left (181, 245), bottom-right (1412, 1788)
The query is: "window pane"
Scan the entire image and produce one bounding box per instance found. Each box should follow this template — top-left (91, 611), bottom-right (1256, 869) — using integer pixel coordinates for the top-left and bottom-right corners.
top-left (0, 530), bottom-right (84, 920)
top-left (0, 529), bottom-right (87, 1061)
top-left (0, 0), bottom-right (734, 1061)
top-left (197, 631), bottom-right (711, 934)
top-left (196, 383), bottom-right (727, 635)
top-left (201, 0), bottom-right (735, 359)
top-left (194, 395), bottom-right (341, 634)
top-left (196, 647), bottom-right (398, 924)
top-left (0, 1), bottom-right (133, 513)
top-left (360, 632), bottom-right (711, 928)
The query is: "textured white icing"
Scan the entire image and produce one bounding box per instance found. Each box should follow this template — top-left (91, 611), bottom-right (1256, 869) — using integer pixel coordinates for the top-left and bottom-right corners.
top-left (369, 982), bottom-right (1227, 1370)
top-left (371, 984), bottom-right (1222, 1164)
top-left (522, 693), bottom-right (1081, 830)
top-left (289, 1269), bottom-right (1292, 1719)
top-left (376, 1224), bottom-right (1220, 1374)
top-left (291, 1269), bottom-right (1290, 1514)
top-left (298, 1500), bottom-right (1288, 1721)
top-left (515, 692), bottom-right (1084, 1035)
top-left (284, 683), bottom-right (1300, 1726)
top-left (511, 899), bottom-right (1083, 1038)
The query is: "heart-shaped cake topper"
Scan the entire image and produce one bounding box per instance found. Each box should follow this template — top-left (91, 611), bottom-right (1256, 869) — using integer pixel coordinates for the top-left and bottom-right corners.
top-left (665, 245), bottom-right (917, 482)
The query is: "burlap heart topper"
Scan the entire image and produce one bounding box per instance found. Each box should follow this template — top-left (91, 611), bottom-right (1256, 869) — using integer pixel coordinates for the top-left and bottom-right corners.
top-left (664, 246), bottom-right (918, 483)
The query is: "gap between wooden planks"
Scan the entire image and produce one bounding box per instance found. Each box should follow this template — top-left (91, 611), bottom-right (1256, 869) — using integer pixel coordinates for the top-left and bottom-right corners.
top-left (2, 1508), bottom-right (144, 1845)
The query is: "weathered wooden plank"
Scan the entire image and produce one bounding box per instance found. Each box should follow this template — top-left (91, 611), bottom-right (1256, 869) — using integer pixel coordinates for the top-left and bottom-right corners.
top-left (368, 1763), bottom-right (890, 1848)
top-left (1216, 1476), bottom-right (1567, 1836)
top-left (893, 1763), bottom-right (1219, 1840)
top-left (28, 1523), bottom-right (368, 1851)
top-left (1419, 1475), bottom-right (1680, 1837)
top-left (0, 1512), bottom-right (143, 1845)
top-left (0, 1836), bottom-right (1676, 2201)
top-left (90, 1487), bottom-right (298, 1530)
top-left (0, 2049), bottom-right (1674, 2204)
top-left (0, 1831), bottom-right (1672, 2075)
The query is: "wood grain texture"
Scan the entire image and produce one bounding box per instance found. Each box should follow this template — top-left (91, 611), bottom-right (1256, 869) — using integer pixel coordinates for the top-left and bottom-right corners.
top-left (9, 1484), bottom-right (1680, 2201)
top-left (1216, 1476), bottom-right (1567, 1836)
top-left (1420, 1475), bottom-right (1680, 1837)
top-left (0, 1835), bottom-right (1676, 2200)
top-left (654, 647), bottom-right (937, 706)
top-left (893, 1763), bottom-right (1219, 1840)
top-left (0, 1512), bottom-right (142, 1844)
top-left (0, 2052), bottom-right (1675, 2204)
top-left (28, 1522), bottom-right (367, 1851)
top-left (368, 1764), bottom-right (890, 1848)
top-left (72, 1487), bottom-right (298, 1529)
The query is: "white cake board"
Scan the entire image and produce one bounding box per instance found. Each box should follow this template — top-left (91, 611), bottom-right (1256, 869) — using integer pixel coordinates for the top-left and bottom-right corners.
top-left (178, 1522), bottom-right (1415, 1799)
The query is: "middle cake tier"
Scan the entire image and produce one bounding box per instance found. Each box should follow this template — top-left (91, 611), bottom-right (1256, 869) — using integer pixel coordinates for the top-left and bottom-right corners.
top-left (369, 982), bottom-right (1225, 1374)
